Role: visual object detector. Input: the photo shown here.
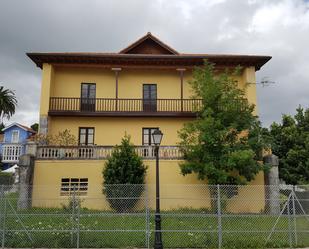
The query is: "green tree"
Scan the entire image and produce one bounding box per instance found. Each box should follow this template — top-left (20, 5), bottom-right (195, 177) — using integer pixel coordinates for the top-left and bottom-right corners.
top-left (102, 135), bottom-right (147, 212)
top-left (270, 106), bottom-right (309, 185)
top-left (31, 123), bottom-right (39, 132)
top-left (34, 129), bottom-right (77, 146)
top-left (54, 129), bottom-right (77, 146)
top-left (0, 86), bottom-right (17, 123)
top-left (178, 61), bottom-right (269, 205)
top-left (0, 122), bottom-right (5, 134)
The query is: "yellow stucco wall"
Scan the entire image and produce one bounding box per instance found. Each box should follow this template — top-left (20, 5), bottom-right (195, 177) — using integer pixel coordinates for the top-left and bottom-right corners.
top-left (40, 65), bottom-right (257, 119)
top-left (242, 66), bottom-right (258, 114)
top-left (40, 63), bottom-right (54, 116)
top-left (39, 64), bottom-right (258, 145)
top-left (52, 67), bottom-right (115, 98)
top-left (51, 67), bottom-right (194, 99)
top-left (34, 64), bottom-right (263, 212)
top-left (49, 116), bottom-right (193, 145)
top-left (32, 160), bottom-right (265, 212)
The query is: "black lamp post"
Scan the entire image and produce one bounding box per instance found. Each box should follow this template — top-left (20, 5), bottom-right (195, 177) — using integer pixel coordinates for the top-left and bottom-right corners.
top-left (152, 129), bottom-right (163, 249)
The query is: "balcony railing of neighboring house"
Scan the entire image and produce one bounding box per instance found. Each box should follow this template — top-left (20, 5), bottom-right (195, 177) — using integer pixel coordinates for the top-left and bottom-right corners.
top-left (1, 144), bottom-right (24, 163)
top-left (36, 145), bottom-right (183, 160)
top-left (49, 97), bottom-right (202, 116)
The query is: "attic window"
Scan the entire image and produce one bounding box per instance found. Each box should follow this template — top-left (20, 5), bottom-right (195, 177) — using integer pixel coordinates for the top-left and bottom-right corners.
top-left (60, 178), bottom-right (88, 196)
top-left (11, 130), bottom-right (19, 143)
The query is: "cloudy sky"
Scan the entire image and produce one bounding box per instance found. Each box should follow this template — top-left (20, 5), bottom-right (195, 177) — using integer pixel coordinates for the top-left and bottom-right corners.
top-left (0, 0), bottom-right (309, 127)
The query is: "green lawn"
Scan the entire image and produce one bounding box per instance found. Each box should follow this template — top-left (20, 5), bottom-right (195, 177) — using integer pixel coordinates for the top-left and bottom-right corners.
top-left (0, 195), bottom-right (308, 248)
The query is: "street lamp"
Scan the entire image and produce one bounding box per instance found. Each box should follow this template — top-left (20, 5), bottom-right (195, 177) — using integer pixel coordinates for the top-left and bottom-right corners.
top-left (152, 129), bottom-right (163, 249)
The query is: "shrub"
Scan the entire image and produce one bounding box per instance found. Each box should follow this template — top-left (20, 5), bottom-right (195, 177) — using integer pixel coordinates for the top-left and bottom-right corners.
top-left (34, 129), bottom-right (77, 146)
top-left (0, 172), bottom-right (14, 185)
top-left (61, 196), bottom-right (83, 212)
top-left (102, 135), bottom-right (147, 212)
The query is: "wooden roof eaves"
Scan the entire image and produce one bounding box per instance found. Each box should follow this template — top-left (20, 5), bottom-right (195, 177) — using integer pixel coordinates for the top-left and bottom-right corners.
top-left (26, 52), bottom-right (271, 71)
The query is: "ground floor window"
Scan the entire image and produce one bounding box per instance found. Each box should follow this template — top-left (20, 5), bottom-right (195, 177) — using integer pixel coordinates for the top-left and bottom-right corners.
top-left (142, 127), bottom-right (159, 157)
top-left (142, 127), bottom-right (159, 145)
top-left (60, 178), bottom-right (88, 196)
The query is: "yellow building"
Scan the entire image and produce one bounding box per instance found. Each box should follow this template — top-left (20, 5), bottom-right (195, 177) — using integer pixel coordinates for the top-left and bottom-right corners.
top-left (27, 33), bottom-right (271, 212)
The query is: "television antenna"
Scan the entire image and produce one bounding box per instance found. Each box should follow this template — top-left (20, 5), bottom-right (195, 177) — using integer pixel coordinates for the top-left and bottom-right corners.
top-left (259, 77), bottom-right (275, 87)
top-left (247, 77), bottom-right (276, 87)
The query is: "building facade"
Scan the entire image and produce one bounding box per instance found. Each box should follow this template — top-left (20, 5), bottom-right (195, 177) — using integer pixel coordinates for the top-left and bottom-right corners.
top-left (0, 123), bottom-right (36, 169)
top-left (27, 33), bottom-right (271, 211)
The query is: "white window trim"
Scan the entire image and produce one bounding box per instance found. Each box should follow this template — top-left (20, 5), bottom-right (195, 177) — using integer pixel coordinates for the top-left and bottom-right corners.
top-left (11, 130), bottom-right (19, 143)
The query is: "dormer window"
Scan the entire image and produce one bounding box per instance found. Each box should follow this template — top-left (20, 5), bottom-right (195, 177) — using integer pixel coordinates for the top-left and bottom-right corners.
top-left (11, 130), bottom-right (19, 143)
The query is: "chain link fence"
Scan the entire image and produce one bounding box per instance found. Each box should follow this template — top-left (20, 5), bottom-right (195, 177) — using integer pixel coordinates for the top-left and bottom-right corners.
top-left (0, 184), bottom-right (308, 248)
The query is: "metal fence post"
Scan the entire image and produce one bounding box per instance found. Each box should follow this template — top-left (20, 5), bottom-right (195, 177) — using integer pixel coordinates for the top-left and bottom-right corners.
top-left (292, 186), bottom-right (297, 246)
top-left (0, 185), bottom-right (3, 248)
top-left (76, 192), bottom-right (80, 249)
top-left (217, 185), bottom-right (222, 249)
top-left (287, 193), bottom-right (292, 249)
top-left (1, 190), bottom-right (6, 249)
top-left (145, 185), bottom-right (150, 249)
top-left (71, 188), bottom-right (76, 246)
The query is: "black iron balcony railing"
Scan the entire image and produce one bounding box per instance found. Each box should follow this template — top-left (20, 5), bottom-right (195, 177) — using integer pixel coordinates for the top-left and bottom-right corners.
top-left (49, 97), bottom-right (202, 116)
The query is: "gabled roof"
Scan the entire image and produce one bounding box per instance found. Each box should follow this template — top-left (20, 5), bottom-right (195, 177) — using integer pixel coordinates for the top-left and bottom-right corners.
top-left (27, 32), bottom-right (272, 70)
top-left (2, 123), bottom-right (36, 133)
top-left (119, 32), bottom-right (179, 55)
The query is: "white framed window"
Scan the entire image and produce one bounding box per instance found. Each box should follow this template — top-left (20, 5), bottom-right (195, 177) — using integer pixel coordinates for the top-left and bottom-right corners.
top-left (11, 130), bottom-right (19, 143)
top-left (60, 178), bottom-right (88, 196)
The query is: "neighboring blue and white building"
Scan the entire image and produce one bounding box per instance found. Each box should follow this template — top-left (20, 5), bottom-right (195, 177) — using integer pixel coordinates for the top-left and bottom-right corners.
top-left (0, 123), bottom-right (36, 169)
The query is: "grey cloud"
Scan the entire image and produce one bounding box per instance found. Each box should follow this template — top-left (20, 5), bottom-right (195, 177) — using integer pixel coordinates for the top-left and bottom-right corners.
top-left (0, 0), bottom-right (308, 127)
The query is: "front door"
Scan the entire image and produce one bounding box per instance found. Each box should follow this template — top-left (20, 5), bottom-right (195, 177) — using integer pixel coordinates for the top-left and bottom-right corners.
top-left (143, 84), bottom-right (157, 112)
top-left (81, 83), bottom-right (96, 112)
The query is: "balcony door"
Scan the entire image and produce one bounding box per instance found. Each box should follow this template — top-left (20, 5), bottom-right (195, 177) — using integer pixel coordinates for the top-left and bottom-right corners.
top-left (81, 83), bottom-right (96, 112)
top-left (143, 84), bottom-right (157, 112)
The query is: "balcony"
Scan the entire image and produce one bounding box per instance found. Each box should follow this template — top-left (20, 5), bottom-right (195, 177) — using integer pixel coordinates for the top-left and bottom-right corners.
top-left (1, 144), bottom-right (24, 163)
top-left (49, 97), bottom-right (202, 117)
top-left (37, 145), bottom-right (183, 160)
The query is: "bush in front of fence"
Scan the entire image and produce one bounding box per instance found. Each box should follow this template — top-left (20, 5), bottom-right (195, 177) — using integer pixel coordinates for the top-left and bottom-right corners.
top-left (102, 135), bottom-right (147, 212)
top-left (0, 171), bottom-right (14, 185)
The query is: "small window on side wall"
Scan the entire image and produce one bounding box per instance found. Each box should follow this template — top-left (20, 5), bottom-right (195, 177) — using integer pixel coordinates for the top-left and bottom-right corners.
top-left (60, 178), bottom-right (88, 196)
